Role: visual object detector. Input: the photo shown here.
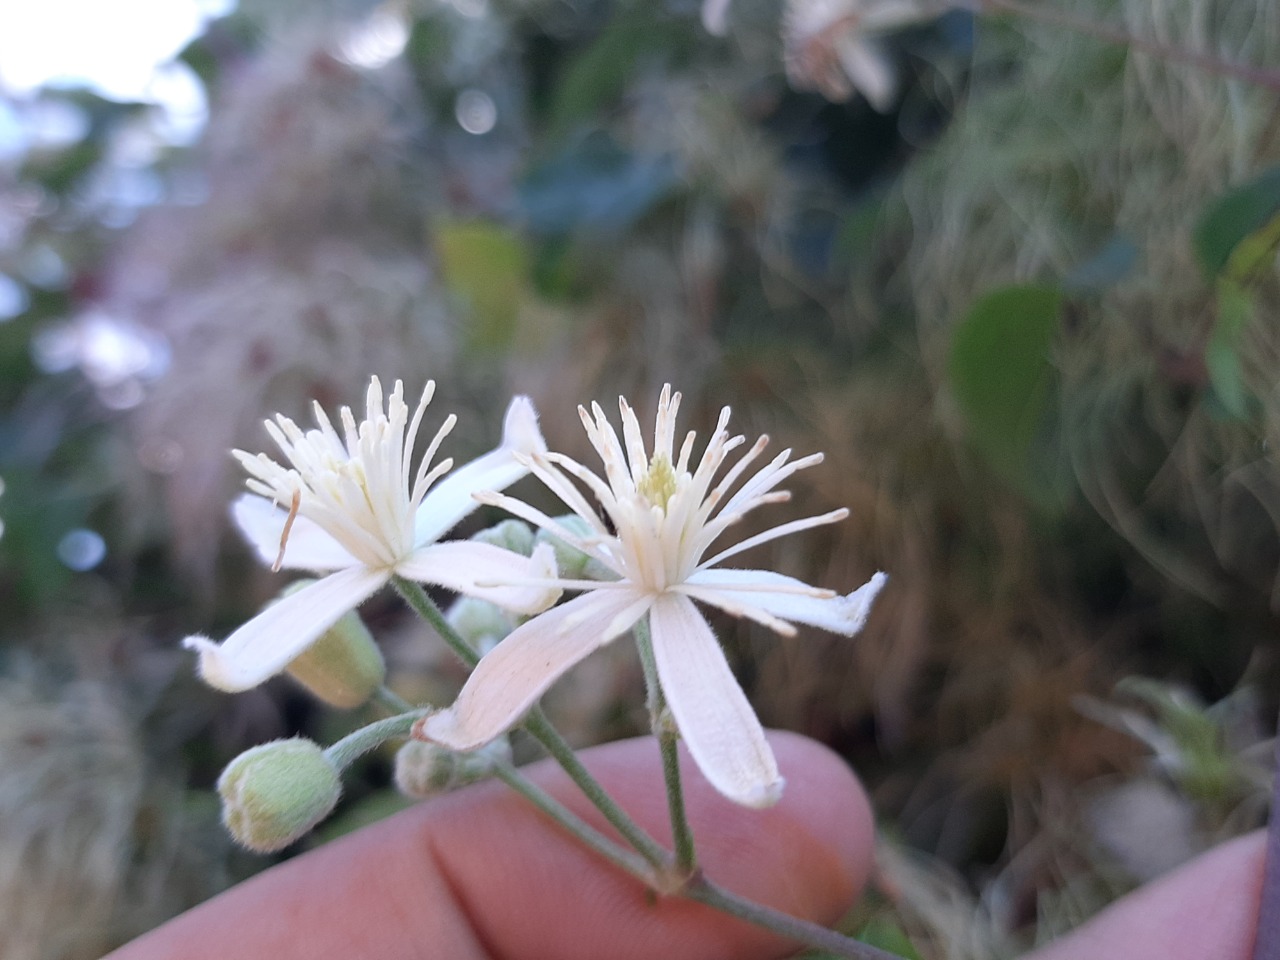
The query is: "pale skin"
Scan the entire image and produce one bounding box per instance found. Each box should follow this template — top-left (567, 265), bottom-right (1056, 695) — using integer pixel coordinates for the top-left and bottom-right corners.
top-left (106, 732), bottom-right (1265, 960)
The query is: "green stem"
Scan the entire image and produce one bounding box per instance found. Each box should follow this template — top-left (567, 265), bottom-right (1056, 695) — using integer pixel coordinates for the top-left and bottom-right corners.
top-left (392, 576), bottom-right (671, 870)
top-left (324, 710), bottom-right (427, 771)
top-left (488, 758), bottom-right (657, 881)
top-left (634, 616), bottom-right (697, 876)
top-left (393, 577), bottom-right (480, 668)
top-left (372, 685), bottom-right (416, 715)
top-left (388, 579), bottom-right (887, 955)
top-left (685, 876), bottom-right (903, 960)
top-left (523, 706), bottom-right (673, 871)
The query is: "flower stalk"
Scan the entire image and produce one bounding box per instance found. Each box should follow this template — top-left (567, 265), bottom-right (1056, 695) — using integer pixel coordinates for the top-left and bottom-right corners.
top-left (635, 615), bottom-right (697, 878)
top-left (323, 710), bottom-right (428, 771)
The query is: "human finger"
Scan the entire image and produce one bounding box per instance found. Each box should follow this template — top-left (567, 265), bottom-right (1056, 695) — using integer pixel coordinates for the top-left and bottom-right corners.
top-left (1025, 831), bottom-right (1265, 960)
top-left (106, 730), bottom-right (874, 960)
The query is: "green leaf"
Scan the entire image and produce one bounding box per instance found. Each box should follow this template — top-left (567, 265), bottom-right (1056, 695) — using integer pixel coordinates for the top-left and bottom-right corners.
top-left (855, 917), bottom-right (923, 959)
top-left (949, 284), bottom-right (1062, 477)
top-left (1193, 166), bottom-right (1280, 280)
top-left (547, 12), bottom-right (693, 133)
top-left (1204, 282), bottom-right (1253, 420)
top-left (435, 220), bottom-right (529, 352)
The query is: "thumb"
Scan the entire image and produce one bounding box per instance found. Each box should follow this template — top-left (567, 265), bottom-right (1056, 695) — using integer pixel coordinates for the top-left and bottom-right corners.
top-left (1025, 831), bottom-right (1264, 960)
top-left (107, 730), bottom-right (875, 960)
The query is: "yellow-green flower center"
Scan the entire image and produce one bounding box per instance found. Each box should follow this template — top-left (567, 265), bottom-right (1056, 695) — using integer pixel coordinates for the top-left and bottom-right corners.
top-left (637, 453), bottom-right (678, 511)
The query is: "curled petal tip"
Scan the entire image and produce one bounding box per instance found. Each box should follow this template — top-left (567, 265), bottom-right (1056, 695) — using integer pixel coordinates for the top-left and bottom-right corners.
top-left (838, 570), bottom-right (888, 634)
top-left (182, 635), bottom-right (250, 693)
top-left (503, 396), bottom-right (547, 457)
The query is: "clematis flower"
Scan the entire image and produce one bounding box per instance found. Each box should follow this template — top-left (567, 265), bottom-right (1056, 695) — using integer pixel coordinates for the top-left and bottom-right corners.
top-left (783, 0), bottom-right (943, 111)
top-left (184, 377), bottom-right (560, 693)
top-left (421, 385), bottom-right (886, 808)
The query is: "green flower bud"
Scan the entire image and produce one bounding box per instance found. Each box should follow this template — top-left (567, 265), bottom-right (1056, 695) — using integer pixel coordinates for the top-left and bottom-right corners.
top-left (279, 580), bottom-right (386, 709)
top-left (394, 736), bottom-right (513, 798)
top-left (471, 518), bottom-right (535, 556)
top-left (218, 738), bottom-right (342, 853)
top-left (534, 515), bottom-right (616, 581)
top-left (446, 596), bottom-right (517, 656)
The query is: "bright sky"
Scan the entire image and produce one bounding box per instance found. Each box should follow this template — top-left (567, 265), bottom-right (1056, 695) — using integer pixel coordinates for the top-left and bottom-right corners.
top-left (0, 0), bottom-right (232, 100)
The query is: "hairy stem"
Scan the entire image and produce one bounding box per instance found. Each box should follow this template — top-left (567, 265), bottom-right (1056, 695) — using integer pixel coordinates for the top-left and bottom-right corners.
top-left (392, 577), bottom-right (671, 869)
top-left (685, 875), bottom-right (903, 960)
top-left (324, 710), bottom-right (427, 771)
top-left (634, 616), bottom-right (697, 876)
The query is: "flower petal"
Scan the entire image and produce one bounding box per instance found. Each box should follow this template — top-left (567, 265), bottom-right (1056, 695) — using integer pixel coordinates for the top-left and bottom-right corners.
top-left (231, 494), bottom-right (359, 572)
top-left (414, 396), bottom-right (546, 545)
top-left (395, 541), bottom-right (563, 615)
top-left (421, 589), bottom-right (649, 750)
top-left (183, 566), bottom-right (389, 692)
top-left (836, 37), bottom-right (897, 113)
top-left (685, 568), bottom-right (887, 636)
top-left (648, 593), bottom-right (783, 808)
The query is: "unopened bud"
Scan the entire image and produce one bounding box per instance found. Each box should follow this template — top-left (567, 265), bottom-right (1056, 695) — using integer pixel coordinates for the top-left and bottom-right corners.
top-left (218, 738), bottom-right (341, 853)
top-left (535, 515), bottom-right (615, 581)
top-left (472, 519), bottom-right (535, 556)
top-left (394, 736), bottom-right (513, 798)
top-left (280, 579), bottom-right (386, 709)
top-left (446, 596), bottom-right (517, 656)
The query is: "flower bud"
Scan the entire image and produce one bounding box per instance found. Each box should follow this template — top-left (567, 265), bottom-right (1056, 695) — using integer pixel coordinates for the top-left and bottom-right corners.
top-left (535, 515), bottom-right (616, 581)
top-left (394, 736), bottom-right (513, 798)
top-left (471, 518), bottom-right (535, 556)
top-left (218, 738), bottom-right (342, 853)
top-left (446, 596), bottom-right (517, 656)
top-left (279, 580), bottom-right (386, 709)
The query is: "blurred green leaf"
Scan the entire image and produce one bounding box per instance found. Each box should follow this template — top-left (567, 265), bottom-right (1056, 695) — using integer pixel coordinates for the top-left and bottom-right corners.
top-left (548, 11), bottom-right (693, 133)
top-left (1204, 283), bottom-right (1252, 420)
top-left (435, 220), bottom-right (529, 352)
top-left (855, 917), bottom-right (923, 960)
top-left (1193, 165), bottom-right (1280, 280)
top-left (519, 132), bottom-right (679, 235)
top-left (21, 140), bottom-right (103, 194)
top-left (949, 284), bottom-right (1062, 477)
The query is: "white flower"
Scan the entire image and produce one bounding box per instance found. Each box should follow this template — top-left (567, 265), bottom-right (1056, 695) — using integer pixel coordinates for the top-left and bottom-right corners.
top-left (421, 385), bottom-right (886, 808)
top-left (784, 0), bottom-right (943, 111)
top-left (184, 377), bottom-right (560, 693)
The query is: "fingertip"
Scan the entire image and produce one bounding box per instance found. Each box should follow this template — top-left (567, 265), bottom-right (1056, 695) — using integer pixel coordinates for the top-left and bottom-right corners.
top-left (1026, 831), bottom-right (1265, 960)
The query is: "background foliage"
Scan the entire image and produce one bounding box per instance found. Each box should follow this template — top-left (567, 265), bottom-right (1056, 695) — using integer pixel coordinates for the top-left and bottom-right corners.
top-left (1, 0), bottom-right (1278, 955)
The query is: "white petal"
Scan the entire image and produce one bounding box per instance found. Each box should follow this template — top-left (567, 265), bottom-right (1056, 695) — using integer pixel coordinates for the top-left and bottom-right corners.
top-left (701, 0), bottom-right (731, 34)
top-left (182, 566), bottom-right (389, 692)
top-left (649, 593), bottom-right (783, 808)
top-left (414, 396), bottom-right (546, 545)
top-left (421, 590), bottom-right (649, 749)
top-left (230, 494), bottom-right (359, 571)
top-left (686, 568), bottom-right (887, 636)
top-left (837, 37), bottom-right (897, 112)
top-left (395, 541), bottom-right (562, 615)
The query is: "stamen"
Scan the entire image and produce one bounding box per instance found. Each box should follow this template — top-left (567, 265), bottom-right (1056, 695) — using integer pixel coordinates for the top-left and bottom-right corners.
top-left (272, 488), bottom-right (302, 572)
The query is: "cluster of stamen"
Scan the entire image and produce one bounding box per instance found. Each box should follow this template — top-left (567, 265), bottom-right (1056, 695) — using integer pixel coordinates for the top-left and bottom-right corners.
top-left (233, 378), bottom-right (454, 570)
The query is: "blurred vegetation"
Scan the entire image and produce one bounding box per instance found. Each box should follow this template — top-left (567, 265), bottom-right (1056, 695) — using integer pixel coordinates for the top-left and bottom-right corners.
top-left (1, 0), bottom-right (1278, 956)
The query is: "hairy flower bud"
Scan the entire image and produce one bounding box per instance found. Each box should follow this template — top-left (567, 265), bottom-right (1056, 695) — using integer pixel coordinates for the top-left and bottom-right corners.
top-left (280, 579), bottom-right (386, 709)
top-left (471, 518), bottom-right (535, 556)
top-left (394, 736), bottom-right (513, 798)
top-left (446, 596), bottom-right (517, 656)
top-left (534, 515), bottom-right (615, 581)
top-left (218, 738), bottom-right (341, 853)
